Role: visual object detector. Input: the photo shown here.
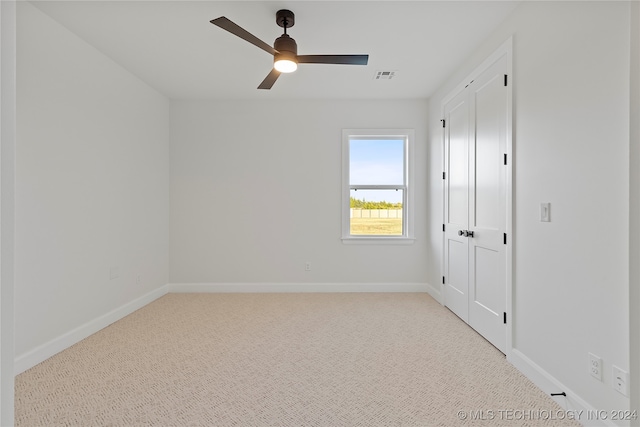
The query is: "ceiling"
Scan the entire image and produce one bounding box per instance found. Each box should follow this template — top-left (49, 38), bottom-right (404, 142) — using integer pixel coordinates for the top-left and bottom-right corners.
top-left (30, 1), bottom-right (520, 100)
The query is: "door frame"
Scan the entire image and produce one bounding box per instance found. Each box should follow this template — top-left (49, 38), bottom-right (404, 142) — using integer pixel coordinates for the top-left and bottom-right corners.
top-left (441, 37), bottom-right (513, 357)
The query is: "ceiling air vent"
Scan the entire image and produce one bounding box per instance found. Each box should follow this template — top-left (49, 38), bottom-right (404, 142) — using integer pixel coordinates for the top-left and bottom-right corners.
top-left (374, 71), bottom-right (396, 80)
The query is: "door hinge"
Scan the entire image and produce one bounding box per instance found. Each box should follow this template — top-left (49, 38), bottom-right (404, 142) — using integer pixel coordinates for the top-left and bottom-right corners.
top-left (503, 233), bottom-right (507, 245)
top-left (443, 172), bottom-right (446, 180)
top-left (442, 276), bottom-right (445, 284)
top-left (504, 74), bottom-right (508, 86)
top-left (441, 119), bottom-right (446, 128)
top-left (442, 224), bottom-right (445, 232)
top-left (503, 312), bottom-right (507, 324)
top-left (503, 153), bottom-right (507, 165)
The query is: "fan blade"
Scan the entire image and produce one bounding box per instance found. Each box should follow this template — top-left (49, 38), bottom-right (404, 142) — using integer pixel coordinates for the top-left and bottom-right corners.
top-left (297, 55), bottom-right (369, 65)
top-left (210, 17), bottom-right (278, 56)
top-left (257, 69), bottom-right (281, 90)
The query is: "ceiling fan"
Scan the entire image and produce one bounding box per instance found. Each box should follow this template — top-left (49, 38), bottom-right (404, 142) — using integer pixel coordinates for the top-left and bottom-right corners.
top-left (210, 9), bottom-right (369, 90)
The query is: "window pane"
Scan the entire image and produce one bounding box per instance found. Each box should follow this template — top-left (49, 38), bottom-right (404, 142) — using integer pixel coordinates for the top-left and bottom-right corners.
top-left (350, 189), bottom-right (403, 236)
top-left (349, 138), bottom-right (404, 185)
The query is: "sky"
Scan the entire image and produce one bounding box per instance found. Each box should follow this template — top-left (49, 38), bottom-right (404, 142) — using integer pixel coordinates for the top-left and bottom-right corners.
top-left (349, 138), bottom-right (405, 204)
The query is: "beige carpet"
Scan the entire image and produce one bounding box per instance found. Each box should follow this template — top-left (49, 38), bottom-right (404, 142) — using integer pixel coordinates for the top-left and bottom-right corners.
top-left (16, 293), bottom-right (579, 426)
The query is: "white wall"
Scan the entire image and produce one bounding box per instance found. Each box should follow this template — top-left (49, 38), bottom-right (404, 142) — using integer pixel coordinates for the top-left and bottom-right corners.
top-left (630, 1), bottom-right (640, 421)
top-left (0, 1), bottom-right (16, 424)
top-left (428, 1), bottom-right (632, 420)
top-left (170, 99), bottom-right (428, 286)
top-left (15, 2), bottom-right (170, 362)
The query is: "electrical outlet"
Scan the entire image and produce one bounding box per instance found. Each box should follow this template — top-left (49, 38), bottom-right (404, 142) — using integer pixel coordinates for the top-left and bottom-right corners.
top-left (305, 262), bottom-right (311, 271)
top-left (589, 353), bottom-right (602, 381)
top-left (612, 365), bottom-right (629, 396)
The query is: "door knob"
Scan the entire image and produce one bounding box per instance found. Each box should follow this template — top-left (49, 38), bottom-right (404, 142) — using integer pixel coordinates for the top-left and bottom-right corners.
top-left (458, 230), bottom-right (464, 236)
top-left (467, 230), bottom-right (474, 238)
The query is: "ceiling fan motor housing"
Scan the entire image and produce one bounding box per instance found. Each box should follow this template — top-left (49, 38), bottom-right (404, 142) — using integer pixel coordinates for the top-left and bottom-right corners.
top-left (274, 34), bottom-right (297, 63)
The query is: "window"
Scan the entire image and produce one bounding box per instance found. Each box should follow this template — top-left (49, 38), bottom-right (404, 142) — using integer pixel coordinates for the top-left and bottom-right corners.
top-left (342, 129), bottom-right (414, 243)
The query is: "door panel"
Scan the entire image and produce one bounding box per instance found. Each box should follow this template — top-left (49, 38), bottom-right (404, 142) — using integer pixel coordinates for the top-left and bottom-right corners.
top-left (473, 246), bottom-right (500, 315)
top-left (473, 75), bottom-right (502, 231)
top-left (445, 238), bottom-right (469, 322)
top-left (447, 96), bottom-right (469, 227)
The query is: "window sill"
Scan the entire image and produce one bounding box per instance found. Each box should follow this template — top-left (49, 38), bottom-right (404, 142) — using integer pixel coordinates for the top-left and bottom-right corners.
top-left (341, 237), bottom-right (415, 245)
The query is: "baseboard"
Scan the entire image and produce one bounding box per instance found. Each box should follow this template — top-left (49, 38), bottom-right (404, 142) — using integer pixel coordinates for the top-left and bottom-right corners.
top-left (14, 285), bottom-right (168, 375)
top-left (424, 281), bottom-right (442, 304)
top-left (509, 349), bottom-right (614, 427)
top-left (168, 282), bottom-right (429, 293)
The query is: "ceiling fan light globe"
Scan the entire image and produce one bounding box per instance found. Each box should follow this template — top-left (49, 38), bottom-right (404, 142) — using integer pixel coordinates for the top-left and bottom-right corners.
top-left (274, 59), bottom-right (297, 73)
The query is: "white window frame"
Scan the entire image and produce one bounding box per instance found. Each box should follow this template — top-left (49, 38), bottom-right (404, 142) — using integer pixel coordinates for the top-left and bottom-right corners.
top-left (341, 129), bottom-right (415, 244)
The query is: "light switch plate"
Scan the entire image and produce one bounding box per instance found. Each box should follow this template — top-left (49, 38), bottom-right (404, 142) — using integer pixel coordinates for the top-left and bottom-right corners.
top-left (540, 203), bottom-right (551, 222)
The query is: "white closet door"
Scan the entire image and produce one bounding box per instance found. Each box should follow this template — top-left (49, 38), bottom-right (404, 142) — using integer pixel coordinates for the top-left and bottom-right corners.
top-left (443, 88), bottom-right (470, 323)
top-left (443, 51), bottom-right (509, 353)
top-left (468, 55), bottom-right (508, 353)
